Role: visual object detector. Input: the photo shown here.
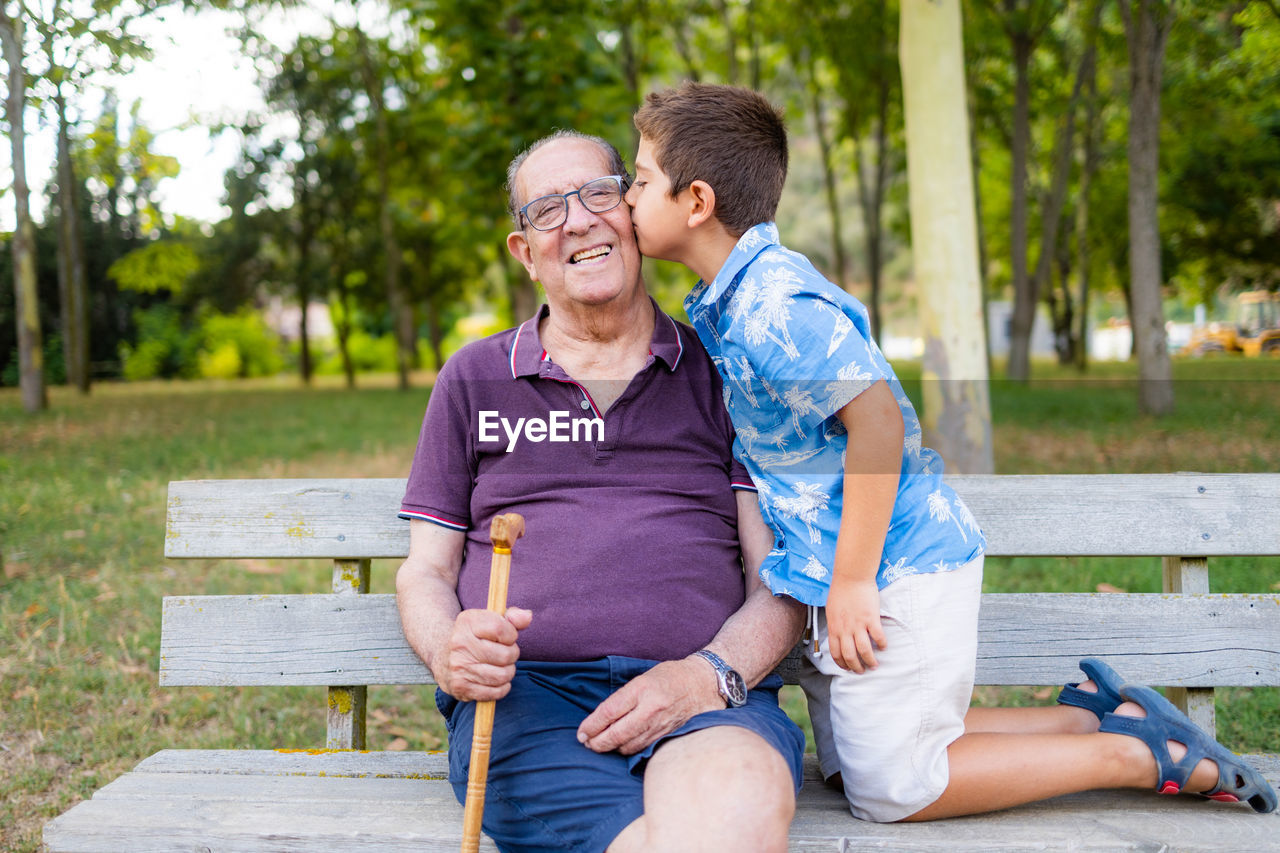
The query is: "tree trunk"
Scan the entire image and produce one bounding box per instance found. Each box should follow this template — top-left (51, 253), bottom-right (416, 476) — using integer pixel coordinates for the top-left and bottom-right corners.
top-left (714, 0), bottom-right (739, 85)
top-left (967, 76), bottom-right (995, 379)
top-left (56, 88), bottom-right (90, 392)
top-left (805, 54), bottom-right (850, 297)
top-left (900, 0), bottom-right (994, 474)
top-left (425, 294), bottom-right (445, 374)
top-left (1005, 28), bottom-right (1034, 381)
top-left (1027, 1), bottom-right (1100, 365)
top-left (356, 26), bottom-right (413, 391)
top-left (295, 176), bottom-right (316, 385)
top-left (866, 27), bottom-right (892, 344)
top-left (1121, 0), bottom-right (1175, 415)
top-left (618, 1), bottom-right (645, 154)
top-left (507, 252), bottom-right (538, 323)
top-left (1075, 50), bottom-right (1100, 372)
top-left (2, 9), bottom-right (47, 412)
top-left (331, 225), bottom-right (356, 390)
top-left (336, 276), bottom-right (355, 390)
top-left (1054, 230), bottom-right (1076, 364)
top-left (746, 0), bottom-right (762, 90)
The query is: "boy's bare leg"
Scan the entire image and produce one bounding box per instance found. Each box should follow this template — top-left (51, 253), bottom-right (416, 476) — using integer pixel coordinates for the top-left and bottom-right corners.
top-left (905, 701), bottom-right (1221, 821)
top-left (607, 726), bottom-right (794, 852)
top-left (964, 679), bottom-right (1103, 735)
top-left (964, 704), bottom-right (1099, 734)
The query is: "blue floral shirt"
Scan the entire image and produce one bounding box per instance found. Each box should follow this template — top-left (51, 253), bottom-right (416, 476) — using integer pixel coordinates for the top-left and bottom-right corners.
top-left (684, 223), bottom-right (985, 606)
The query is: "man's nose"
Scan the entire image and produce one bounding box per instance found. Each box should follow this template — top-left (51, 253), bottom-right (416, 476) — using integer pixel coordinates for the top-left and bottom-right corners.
top-left (562, 194), bottom-right (597, 232)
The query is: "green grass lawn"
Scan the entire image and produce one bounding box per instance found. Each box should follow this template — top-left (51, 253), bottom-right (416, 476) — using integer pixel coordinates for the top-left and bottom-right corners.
top-left (3, 358), bottom-right (1280, 851)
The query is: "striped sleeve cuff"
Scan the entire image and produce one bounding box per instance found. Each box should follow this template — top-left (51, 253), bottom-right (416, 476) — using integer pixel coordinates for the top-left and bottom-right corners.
top-left (398, 509), bottom-right (469, 531)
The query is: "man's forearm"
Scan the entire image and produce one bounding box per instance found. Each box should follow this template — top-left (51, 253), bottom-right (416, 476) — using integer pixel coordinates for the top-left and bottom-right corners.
top-left (702, 585), bottom-right (804, 688)
top-left (396, 567), bottom-right (463, 680)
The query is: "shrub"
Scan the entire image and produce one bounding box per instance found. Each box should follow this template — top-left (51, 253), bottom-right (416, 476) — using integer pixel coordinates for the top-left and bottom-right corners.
top-left (315, 331), bottom-right (398, 375)
top-left (197, 341), bottom-right (243, 380)
top-left (196, 310), bottom-right (284, 379)
top-left (119, 305), bottom-right (197, 381)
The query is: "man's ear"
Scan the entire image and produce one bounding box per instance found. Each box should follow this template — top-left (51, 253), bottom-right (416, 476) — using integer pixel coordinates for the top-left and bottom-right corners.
top-left (506, 230), bottom-right (539, 281)
top-left (686, 180), bottom-right (717, 229)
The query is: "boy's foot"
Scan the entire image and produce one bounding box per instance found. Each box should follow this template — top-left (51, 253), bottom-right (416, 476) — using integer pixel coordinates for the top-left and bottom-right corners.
top-left (1100, 684), bottom-right (1278, 814)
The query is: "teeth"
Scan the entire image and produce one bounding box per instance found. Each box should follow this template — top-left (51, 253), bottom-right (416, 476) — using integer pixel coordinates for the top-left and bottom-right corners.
top-left (571, 246), bottom-right (611, 264)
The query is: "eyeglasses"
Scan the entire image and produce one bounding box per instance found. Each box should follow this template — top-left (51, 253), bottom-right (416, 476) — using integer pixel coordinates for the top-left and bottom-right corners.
top-left (519, 175), bottom-right (630, 231)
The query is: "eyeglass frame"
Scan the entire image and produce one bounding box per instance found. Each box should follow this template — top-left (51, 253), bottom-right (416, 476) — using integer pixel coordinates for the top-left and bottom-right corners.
top-left (518, 174), bottom-right (632, 232)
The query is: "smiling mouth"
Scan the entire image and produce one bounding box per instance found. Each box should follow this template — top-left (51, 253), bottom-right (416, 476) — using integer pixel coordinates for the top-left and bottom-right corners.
top-left (569, 246), bottom-right (612, 264)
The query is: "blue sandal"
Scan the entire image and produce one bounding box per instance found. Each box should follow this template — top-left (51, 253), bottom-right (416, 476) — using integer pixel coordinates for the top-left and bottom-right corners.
top-left (1057, 658), bottom-right (1126, 721)
top-left (1099, 684), bottom-right (1278, 814)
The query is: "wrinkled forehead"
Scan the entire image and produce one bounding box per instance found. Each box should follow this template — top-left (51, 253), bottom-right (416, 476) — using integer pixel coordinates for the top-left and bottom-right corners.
top-left (515, 139), bottom-right (613, 202)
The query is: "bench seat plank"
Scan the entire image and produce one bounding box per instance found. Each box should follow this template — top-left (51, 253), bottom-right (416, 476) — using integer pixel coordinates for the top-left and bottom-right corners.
top-left (160, 592), bottom-right (1280, 688)
top-left (44, 752), bottom-right (1280, 853)
top-left (164, 474), bottom-right (1280, 559)
top-left (134, 748), bottom-right (450, 778)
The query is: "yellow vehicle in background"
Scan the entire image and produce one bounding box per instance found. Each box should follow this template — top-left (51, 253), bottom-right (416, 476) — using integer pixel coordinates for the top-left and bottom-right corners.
top-left (1183, 290), bottom-right (1280, 357)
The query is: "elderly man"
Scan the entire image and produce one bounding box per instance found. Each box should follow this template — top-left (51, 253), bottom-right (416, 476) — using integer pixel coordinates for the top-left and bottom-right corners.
top-left (395, 129), bottom-right (806, 853)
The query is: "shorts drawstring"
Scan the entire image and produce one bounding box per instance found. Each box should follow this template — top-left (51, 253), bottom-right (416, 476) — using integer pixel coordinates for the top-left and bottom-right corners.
top-left (805, 604), bottom-right (822, 658)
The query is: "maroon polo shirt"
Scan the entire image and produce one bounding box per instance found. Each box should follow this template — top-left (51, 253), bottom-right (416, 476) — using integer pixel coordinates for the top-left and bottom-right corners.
top-left (400, 301), bottom-right (755, 662)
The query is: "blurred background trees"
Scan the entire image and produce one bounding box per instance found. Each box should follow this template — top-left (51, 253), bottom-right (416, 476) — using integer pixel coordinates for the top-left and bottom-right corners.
top-left (2, 0), bottom-right (1278, 410)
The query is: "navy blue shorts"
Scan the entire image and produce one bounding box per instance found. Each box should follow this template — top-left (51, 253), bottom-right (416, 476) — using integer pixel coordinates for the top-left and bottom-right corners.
top-left (436, 655), bottom-right (805, 853)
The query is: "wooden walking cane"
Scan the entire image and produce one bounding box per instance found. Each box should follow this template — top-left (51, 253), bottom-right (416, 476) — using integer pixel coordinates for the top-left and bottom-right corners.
top-left (461, 512), bottom-right (525, 853)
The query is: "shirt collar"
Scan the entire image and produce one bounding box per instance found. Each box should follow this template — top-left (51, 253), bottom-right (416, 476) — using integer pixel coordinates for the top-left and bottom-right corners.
top-left (696, 222), bottom-right (780, 304)
top-left (508, 297), bottom-right (684, 379)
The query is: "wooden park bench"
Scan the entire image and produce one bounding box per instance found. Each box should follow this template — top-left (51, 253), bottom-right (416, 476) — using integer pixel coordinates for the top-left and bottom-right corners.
top-left (44, 474), bottom-right (1280, 851)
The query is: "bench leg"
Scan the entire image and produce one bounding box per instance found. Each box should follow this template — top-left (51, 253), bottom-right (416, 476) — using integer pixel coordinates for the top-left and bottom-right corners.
top-left (1162, 556), bottom-right (1216, 739)
top-left (328, 558), bottom-right (372, 749)
top-left (328, 686), bottom-right (368, 749)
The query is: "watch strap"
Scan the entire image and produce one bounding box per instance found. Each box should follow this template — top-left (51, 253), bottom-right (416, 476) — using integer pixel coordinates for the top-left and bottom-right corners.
top-left (693, 649), bottom-right (747, 707)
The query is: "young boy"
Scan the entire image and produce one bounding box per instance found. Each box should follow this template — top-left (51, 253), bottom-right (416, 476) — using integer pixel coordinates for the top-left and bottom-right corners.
top-left (625, 81), bottom-right (1277, 821)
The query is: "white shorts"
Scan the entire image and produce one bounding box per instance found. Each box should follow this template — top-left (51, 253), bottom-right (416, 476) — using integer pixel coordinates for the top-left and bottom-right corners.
top-left (799, 555), bottom-right (983, 822)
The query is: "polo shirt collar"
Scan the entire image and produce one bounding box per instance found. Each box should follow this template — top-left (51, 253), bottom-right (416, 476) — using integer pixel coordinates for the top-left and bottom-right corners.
top-left (508, 297), bottom-right (685, 379)
top-left (693, 221), bottom-right (780, 305)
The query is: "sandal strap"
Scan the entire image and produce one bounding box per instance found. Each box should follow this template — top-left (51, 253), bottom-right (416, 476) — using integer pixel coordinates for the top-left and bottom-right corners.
top-left (1056, 658), bottom-right (1126, 721)
top-left (1098, 710), bottom-right (1197, 791)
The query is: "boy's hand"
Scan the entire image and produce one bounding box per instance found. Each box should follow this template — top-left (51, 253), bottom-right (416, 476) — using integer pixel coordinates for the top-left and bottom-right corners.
top-left (825, 579), bottom-right (886, 673)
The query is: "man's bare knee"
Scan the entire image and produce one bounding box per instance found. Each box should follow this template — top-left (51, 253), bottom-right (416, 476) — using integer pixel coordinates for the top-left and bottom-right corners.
top-left (637, 726), bottom-right (794, 852)
top-left (606, 817), bottom-right (646, 853)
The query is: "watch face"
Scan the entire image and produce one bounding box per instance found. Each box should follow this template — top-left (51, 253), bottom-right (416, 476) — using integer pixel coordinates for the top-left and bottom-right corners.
top-left (725, 670), bottom-right (748, 707)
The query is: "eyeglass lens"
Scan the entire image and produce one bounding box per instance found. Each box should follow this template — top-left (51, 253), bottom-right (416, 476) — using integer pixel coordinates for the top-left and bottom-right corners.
top-left (525, 177), bottom-right (624, 230)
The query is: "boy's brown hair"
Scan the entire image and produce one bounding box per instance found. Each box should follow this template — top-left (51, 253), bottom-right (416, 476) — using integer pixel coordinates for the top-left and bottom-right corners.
top-left (634, 82), bottom-right (787, 237)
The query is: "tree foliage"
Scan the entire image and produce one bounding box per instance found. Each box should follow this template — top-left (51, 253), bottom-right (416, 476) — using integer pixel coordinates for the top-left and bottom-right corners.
top-left (2, 0), bottom-right (1276, 420)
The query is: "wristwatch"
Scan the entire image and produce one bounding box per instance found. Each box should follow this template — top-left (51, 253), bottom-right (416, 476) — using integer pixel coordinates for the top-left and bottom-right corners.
top-left (693, 649), bottom-right (747, 708)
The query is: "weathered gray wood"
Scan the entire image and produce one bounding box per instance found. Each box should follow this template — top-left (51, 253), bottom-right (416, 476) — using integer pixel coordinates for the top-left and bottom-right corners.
top-left (328, 558), bottom-right (371, 749)
top-left (952, 473), bottom-right (1280, 556)
top-left (88, 771), bottom-right (461, 805)
top-left (44, 474), bottom-right (1280, 853)
top-left (43, 797), bottom-right (499, 853)
top-left (160, 592), bottom-right (1280, 688)
top-left (159, 594), bottom-right (435, 686)
top-left (975, 591), bottom-right (1280, 686)
top-left (1164, 556), bottom-right (1218, 736)
top-left (165, 474), bottom-right (1280, 559)
top-left (133, 748), bottom-right (449, 779)
top-left (165, 478), bottom-right (410, 559)
top-left (43, 752), bottom-right (1280, 853)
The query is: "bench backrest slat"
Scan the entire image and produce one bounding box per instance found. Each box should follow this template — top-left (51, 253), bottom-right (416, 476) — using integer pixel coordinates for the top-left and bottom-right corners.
top-left (165, 474), bottom-right (1280, 559)
top-left (159, 592), bottom-right (1280, 689)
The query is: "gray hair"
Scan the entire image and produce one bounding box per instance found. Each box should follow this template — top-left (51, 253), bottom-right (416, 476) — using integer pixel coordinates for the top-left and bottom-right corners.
top-left (505, 130), bottom-right (629, 228)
